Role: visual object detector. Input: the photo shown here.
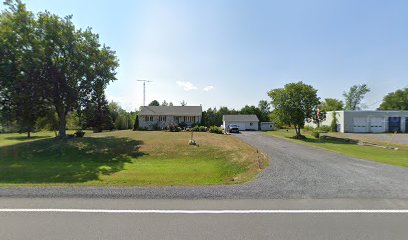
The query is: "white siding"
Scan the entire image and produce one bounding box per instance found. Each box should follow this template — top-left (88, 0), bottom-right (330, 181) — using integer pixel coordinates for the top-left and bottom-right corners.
top-left (223, 121), bottom-right (258, 131)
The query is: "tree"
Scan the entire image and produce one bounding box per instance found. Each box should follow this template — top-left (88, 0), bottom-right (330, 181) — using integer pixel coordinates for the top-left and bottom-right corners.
top-left (310, 108), bottom-right (326, 128)
top-left (161, 100), bottom-right (168, 106)
top-left (330, 111), bottom-right (338, 132)
top-left (379, 88), bottom-right (408, 110)
top-left (0, 1), bottom-right (118, 137)
top-left (239, 100), bottom-right (272, 122)
top-left (0, 0), bottom-right (46, 137)
top-left (268, 82), bottom-right (320, 137)
top-left (169, 102), bottom-right (174, 106)
top-left (258, 100), bottom-right (271, 118)
top-left (343, 84), bottom-right (370, 110)
top-left (83, 94), bottom-right (113, 132)
top-left (148, 100), bottom-right (160, 106)
top-left (107, 101), bottom-right (133, 130)
top-left (320, 98), bottom-right (344, 111)
top-left (180, 100), bottom-right (187, 106)
top-left (133, 114), bottom-right (139, 130)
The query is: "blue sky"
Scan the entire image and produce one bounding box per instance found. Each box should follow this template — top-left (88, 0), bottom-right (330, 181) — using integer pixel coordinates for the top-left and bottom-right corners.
top-left (7, 0), bottom-right (408, 110)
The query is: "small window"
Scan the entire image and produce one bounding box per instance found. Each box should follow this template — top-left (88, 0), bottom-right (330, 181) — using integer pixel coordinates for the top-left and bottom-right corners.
top-left (250, 122), bottom-right (253, 126)
top-left (159, 116), bottom-right (166, 122)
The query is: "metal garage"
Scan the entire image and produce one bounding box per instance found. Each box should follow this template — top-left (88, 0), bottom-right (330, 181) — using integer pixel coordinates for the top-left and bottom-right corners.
top-left (307, 110), bottom-right (408, 133)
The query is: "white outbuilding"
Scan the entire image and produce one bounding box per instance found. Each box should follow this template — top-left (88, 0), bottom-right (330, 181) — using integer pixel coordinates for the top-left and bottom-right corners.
top-left (222, 115), bottom-right (259, 131)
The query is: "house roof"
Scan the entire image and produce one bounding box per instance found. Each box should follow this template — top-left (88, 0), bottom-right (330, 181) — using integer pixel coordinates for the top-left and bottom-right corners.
top-left (223, 114), bottom-right (259, 122)
top-left (139, 106), bottom-right (202, 116)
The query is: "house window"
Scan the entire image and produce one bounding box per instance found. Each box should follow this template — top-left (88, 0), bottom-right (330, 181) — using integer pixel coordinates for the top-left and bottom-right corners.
top-left (183, 116), bottom-right (196, 122)
top-left (250, 122), bottom-right (253, 126)
top-left (159, 116), bottom-right (167, 122)
top-left (144, 116), bottom-right (153, 121)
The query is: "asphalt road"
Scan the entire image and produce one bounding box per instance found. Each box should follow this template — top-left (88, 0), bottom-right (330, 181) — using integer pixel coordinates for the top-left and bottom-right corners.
top-left (1, 132), bottom-right (407, 199)
top-left (0, 198), bottom-right (407, 240)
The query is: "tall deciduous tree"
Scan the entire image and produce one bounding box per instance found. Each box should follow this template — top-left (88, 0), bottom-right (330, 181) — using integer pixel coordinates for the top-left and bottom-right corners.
top-left (320, 98), bottom-right (344, 111)
top-left (268, 82), bottom-right (320, 137)
top-left (0, 0), bottom-right (45, 137)
top-left (343, 84), bottom-right (370, 110)
top-left (0, 1), bottom-right (119, 137)
top-left (38, 12), bottom-right (118, 137)
top-left (378, 88), bottom-right (408, 110)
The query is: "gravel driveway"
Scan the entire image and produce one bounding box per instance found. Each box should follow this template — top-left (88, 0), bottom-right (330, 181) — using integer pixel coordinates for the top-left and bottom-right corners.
top-left (1, 132), bottom-right (408, 199)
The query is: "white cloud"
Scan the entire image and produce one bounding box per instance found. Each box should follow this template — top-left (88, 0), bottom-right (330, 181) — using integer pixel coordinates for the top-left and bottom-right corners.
top-left (176, 81), bottom-right (197, 91)
top-left (203, 85), bottom-right (214, 92)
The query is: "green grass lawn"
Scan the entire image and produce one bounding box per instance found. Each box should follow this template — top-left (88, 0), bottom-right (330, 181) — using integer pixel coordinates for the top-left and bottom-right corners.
top-left (265, 130), bottom-right (408, 168)
top-left (0, 130), bottom-right (267, 186)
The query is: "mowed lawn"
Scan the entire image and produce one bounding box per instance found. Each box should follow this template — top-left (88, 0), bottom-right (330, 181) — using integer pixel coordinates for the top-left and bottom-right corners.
top-left (0, 130), bottom-right (267, 186)
top-left (265, 130), bottom-right (408, 168)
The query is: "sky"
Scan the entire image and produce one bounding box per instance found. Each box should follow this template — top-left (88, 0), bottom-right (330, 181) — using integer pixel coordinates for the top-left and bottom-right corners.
top-left (4, 0), bottom-right (408, 111)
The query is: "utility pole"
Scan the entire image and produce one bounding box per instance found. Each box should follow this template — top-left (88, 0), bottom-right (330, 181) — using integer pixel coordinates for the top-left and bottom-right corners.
top-left (137, 80), bottom-right (152, 106)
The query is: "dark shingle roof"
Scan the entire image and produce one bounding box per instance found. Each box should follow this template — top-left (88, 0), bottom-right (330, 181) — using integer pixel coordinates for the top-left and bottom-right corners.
top-left (223, 114), bottom-right (259, 122)
top-left (139, 106), bottom-right (202, 116)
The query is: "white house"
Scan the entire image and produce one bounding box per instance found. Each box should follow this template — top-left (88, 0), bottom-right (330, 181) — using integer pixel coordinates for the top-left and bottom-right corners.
top-left (306, 110), bottom-right (408, 133)
top-left (138, 106), bottom-right (202, 130)
top-left (222, 115), bottom-right (259, 131)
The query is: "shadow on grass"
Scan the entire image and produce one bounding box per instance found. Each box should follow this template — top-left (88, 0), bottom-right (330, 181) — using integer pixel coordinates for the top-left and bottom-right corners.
top-left (288, 135), bottom-right (358, 145)
top-left (0, 136), bottom-right (145, 184)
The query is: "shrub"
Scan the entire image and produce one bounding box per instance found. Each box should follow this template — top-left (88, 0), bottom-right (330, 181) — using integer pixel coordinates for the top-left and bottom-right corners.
top-left (152, 122), bottom-right (160, 130)
top-left (209, 126), bottom-right (223, 134)
top-left (311, 131), bottom-right (320, 138)
top-left (74, 130), bottom-right (85, 138)
top-left (304, 126), bottom-right (315, 132)
top-left (168, 123), bottom-right (180, 132)
top-left (316, 125), bottom-right (330, 133)
top-left (178, 122), bottom-right (187, 129)
top-left (190, 125), bottom-right (207, 132)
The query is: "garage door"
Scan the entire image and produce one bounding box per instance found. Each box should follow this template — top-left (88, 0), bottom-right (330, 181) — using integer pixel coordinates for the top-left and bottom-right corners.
top-left (353, 117), bottom-right (368, 132)
top-left (369, 117), bottom-right (385, 133)
top-left (388, 117), bottom-right (401, 132)
top-left (406, 118), bottom-right (408, 133)
top-left (231, 122), bottom-right (246, 131)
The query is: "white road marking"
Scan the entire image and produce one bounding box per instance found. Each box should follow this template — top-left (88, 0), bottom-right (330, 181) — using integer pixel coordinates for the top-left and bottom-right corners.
top-left (0, 209), bottom-right (407, 214)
